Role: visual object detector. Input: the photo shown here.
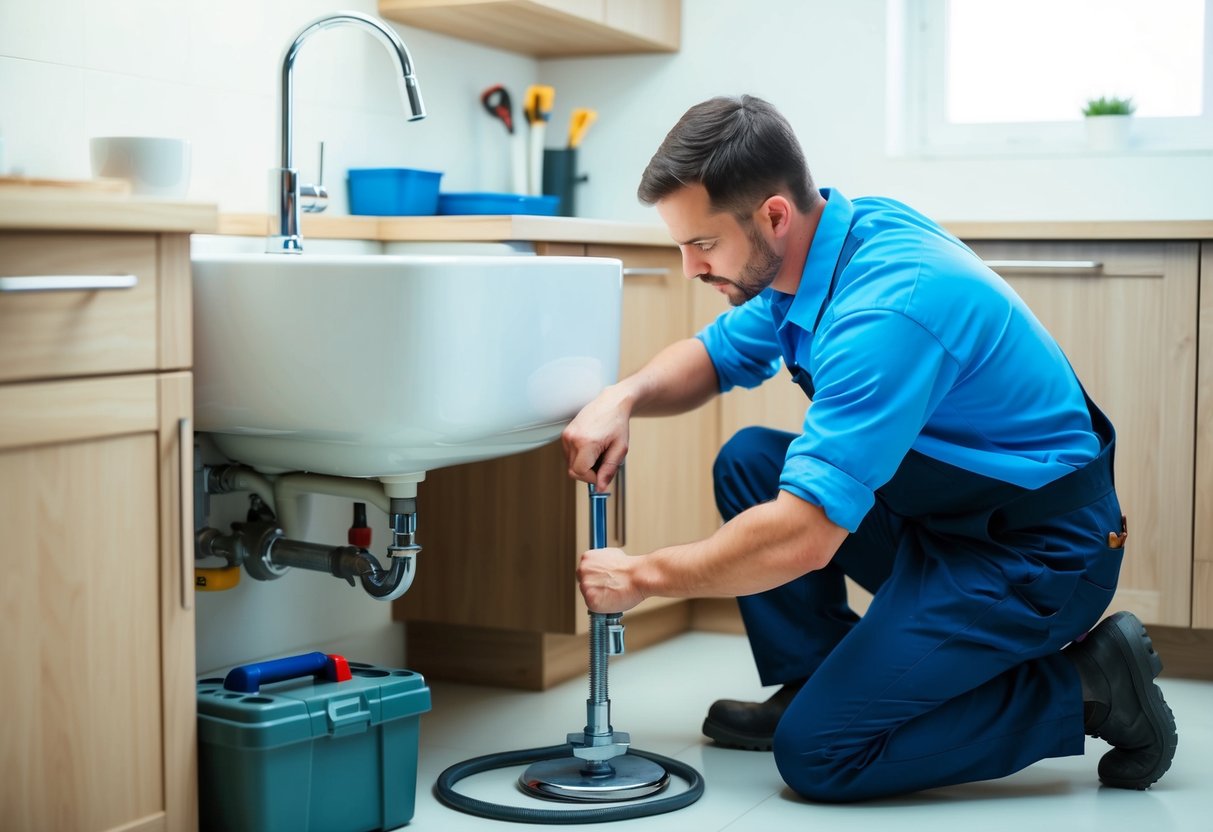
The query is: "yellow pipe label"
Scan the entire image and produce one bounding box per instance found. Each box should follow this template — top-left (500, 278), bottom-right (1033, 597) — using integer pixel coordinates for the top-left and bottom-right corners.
top-left (195, 567), bottom-right (241, 591)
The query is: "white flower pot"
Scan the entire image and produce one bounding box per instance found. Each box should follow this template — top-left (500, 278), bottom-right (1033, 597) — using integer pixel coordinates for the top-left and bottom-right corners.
top-left (1084, 115), bottom-right (1133, 152)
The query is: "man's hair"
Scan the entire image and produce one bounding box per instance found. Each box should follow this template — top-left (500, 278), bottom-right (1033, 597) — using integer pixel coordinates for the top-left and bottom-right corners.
top-left (637, 95), bottom-right (819, 220)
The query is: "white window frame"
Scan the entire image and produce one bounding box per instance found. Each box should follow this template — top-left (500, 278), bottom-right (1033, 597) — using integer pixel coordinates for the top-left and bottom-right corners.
top-left (891, 0), bottom-right (1213, 157)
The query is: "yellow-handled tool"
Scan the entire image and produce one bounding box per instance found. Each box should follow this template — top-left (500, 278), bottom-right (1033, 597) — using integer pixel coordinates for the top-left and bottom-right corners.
top-left (524, 85), bottom-right (555, 196)
top-left (567, 108), bottom-right (598, 149)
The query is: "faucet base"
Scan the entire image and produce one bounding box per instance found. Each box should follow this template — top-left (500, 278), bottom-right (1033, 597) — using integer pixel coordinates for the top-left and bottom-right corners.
top-left (267, 235), bottom-right (304, 254)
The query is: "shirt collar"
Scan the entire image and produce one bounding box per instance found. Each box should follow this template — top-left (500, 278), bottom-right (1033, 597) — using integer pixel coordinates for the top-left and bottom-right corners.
top-left (780, 187), bottom-right (854, 332)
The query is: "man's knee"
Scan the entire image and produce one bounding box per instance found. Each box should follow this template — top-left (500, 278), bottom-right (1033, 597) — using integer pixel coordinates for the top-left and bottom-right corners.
top-left (773, 717), bottom-right (870, 803)
top-left (713, 426), bottom-right (775, 474)
top-left (713, 426), bottom-right (794, 519)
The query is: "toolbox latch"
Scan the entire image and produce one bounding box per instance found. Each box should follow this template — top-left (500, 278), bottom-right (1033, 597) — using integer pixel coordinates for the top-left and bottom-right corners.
top-left (326, 695), bottom-right (372, 736)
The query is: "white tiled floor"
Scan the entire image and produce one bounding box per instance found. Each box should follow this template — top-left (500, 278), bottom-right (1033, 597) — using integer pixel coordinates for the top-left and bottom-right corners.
top-left (403, 631), bottom-right (1212, 831)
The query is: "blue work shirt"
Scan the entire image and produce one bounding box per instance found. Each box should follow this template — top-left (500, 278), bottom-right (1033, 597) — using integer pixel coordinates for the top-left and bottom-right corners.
top-left (696, 188), bottom-right (1100, 532)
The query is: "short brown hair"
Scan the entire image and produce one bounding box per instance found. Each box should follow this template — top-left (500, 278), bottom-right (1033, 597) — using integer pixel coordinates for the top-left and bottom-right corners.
top-left (637, 95), bottom-right (819, 220)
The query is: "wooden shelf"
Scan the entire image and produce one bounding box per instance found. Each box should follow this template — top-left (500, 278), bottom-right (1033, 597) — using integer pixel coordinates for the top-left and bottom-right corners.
top-left (378, 0), bottom-right (680, 57)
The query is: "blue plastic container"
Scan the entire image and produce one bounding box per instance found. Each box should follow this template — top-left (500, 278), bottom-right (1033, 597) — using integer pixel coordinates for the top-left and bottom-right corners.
top-left (347, 167), bottom-right (442, 215)
top-left (197, 653), bottom-right (431, 832)
top-left (437, 191), bottom-right (560, 216)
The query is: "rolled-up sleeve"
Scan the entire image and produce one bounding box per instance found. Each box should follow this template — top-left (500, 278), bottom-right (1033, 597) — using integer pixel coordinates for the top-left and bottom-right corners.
top-left (780, 309), bottom-right (960, 531)
top-left (694, 292), bottom-right (783, 393)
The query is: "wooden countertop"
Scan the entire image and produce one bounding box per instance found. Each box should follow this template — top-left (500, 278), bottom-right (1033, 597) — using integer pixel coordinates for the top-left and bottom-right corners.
top-left (0, 186), bottom-right (218, 233)
top-left (943, 220), bottom-right (1213, 241)
top-left (218, 212), bottom-right (1213, 245)
top-left (217, 212), bottom-right (673, 246)
top-left (1, 187), bottom-right (1206, 242)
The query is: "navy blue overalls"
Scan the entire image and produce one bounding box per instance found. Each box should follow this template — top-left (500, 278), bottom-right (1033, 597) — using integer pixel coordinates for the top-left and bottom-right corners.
top-left (712, 233), bottom-right (1124, 802)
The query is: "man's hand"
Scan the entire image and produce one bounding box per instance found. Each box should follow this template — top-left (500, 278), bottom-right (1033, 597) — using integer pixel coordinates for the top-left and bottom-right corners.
top-left (577, 547), bottom-right (645, 613)
top-left (561, 386), bottom-right (633, 491)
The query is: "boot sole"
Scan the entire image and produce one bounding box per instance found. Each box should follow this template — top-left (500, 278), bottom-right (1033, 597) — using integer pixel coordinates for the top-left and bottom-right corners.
top-left (1096, 611), bottom-right (1179, 790)
top-left (701, 717), bottom-right (773, 751)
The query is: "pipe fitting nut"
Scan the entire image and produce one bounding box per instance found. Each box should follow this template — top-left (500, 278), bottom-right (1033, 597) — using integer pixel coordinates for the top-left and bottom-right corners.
top-left (568, 730), bottom-right (630, 762)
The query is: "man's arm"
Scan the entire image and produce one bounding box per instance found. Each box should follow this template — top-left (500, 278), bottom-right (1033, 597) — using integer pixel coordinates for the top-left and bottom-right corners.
top-left (578, 490), bottom-right (849, 612)
top-left (562, 337), bottom-right (719, 489)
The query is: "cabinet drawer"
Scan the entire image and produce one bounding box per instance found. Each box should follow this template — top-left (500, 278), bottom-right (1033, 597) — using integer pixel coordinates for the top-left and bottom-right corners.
top-left (0, 232), bottom-right (160, 383)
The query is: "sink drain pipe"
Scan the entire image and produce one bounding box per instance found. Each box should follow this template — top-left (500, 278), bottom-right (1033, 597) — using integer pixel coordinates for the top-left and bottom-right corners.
top-left (433, 484), bottom-right (705, 824)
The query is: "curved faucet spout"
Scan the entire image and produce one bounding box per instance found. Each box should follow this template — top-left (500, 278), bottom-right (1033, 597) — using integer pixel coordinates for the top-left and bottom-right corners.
top-left (271, 11), bottom-right (426, 253)
top-left (279, 11), bottom-right (425, 171)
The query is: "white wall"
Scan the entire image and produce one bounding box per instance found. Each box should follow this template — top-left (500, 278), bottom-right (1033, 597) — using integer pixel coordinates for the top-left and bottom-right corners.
top-left (0, 0), bottom-right (538, 212)
top-left (541, 0), bottom-right (1213, 223)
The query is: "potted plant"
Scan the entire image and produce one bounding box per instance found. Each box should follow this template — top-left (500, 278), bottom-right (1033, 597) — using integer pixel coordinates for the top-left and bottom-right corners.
top-left (1082, 95), bottom-right (1136, 152)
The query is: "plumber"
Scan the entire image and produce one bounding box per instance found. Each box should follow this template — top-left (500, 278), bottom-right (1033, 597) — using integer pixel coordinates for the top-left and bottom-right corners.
top-left (561, 95), bottom-right (1177, 801)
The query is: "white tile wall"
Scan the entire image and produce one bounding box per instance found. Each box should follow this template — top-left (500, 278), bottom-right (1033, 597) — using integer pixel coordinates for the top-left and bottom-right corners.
top-left (0, 0), bottom-right (86, 65)
top-left (83, 0), bottom-right (190, 82)
top-left (0, 57), bottom-right (87, 177)
top-left (0, 0), bottom-right (538, 211)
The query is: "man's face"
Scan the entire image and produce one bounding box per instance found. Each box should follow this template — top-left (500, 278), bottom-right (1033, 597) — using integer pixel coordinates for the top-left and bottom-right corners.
top-left (656, 184), bottom-right (783, 307)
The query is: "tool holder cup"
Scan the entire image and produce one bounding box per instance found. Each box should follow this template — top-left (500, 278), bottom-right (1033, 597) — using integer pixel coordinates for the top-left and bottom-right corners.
top-left (542, 148), bottom-right (588, 217)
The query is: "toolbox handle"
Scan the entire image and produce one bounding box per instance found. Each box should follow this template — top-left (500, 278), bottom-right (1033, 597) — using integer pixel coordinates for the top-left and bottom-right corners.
top-left (223, 652), bottom-right (352, 693)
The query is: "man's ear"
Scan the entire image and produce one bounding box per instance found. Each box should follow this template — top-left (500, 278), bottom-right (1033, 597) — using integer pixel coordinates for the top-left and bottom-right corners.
top-left (757, 194), bottom-right (794, 239)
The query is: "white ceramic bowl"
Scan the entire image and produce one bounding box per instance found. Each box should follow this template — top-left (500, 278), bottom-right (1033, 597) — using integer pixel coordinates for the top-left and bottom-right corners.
top-left (89, 136), bottom-right (191, 197)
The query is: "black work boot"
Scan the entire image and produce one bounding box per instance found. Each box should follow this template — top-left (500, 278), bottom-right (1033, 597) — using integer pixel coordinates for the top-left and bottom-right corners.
top-left (702, 680), bottom-right (806, 751)
top-left (1064, 610), bottom-right (1178, 789)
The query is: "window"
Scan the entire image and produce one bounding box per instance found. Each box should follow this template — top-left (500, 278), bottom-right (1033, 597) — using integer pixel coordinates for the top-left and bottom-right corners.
top-left (892, 0), bottom-right (1213, 156)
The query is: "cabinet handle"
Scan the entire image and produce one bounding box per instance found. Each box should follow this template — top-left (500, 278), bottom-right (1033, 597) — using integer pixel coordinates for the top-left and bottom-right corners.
top-left (982, 260), bottom-right (1103, 274)
top-left (0, 274), bottom-right (139, 292)
top-left (179, 417), bottom-right (194, 611)
top-left (614, 462), bottom-right (627, 547)
top-left (622, 267), bottom-right (670, 277)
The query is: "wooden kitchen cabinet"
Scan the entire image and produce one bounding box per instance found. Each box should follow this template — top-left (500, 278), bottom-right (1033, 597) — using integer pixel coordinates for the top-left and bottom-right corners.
top-left (378, 0), bottom-right (680, 57)
top-left (0, 231), bottom-right (197, 832)
top-left (396, 244), bottom-right (720, 688)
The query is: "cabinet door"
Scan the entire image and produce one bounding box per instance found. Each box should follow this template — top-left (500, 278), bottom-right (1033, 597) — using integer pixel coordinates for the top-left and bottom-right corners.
top-left (587, 246), bottom-right (720, 596)
top-left (397, 440), bottom-right (580, 633)
top-left (972, 241), bottom-right (1198, 627)
top-left (0, 373), bottom-right (196, 832)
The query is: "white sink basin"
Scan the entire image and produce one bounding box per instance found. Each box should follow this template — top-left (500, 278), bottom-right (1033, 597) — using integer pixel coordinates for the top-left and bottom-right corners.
top-left (192, 252), bottom-right (621, 478)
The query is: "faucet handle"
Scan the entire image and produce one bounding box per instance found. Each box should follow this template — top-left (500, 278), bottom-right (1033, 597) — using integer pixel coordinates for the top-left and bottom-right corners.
top-left (301, 140), bottom-right (328, 214)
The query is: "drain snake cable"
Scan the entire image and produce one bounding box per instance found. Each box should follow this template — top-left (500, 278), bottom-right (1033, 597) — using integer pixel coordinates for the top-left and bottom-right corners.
top-left (434, 743), bottom-right (705, 824)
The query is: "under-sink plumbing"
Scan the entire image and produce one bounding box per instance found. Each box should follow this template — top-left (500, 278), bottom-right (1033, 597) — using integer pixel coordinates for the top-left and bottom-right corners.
top-left (269, 10), bottom-right (426, 254)
top-left (195, 463), bottom-right (421, 602)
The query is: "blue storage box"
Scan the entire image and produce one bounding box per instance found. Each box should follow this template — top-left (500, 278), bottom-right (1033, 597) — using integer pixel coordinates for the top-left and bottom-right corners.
top-left (347, 167), bottom-right (442, 215)
top-left (437, 191), bottom-right (560, 216)
top-left (197, 652), bottom-right (431, 832)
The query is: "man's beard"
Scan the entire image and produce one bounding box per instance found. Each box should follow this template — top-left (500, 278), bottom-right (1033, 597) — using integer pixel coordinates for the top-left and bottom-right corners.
top-left (699, 223), bottom-right (782, 307)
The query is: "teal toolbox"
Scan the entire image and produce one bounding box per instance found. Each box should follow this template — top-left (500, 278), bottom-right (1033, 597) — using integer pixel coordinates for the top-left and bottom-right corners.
top-left (197, 652), bottom-right (431, 832)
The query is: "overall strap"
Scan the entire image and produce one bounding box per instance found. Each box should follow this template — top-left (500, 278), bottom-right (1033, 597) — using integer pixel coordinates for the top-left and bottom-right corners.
top-left (787, 233), bottom-right (864, 398)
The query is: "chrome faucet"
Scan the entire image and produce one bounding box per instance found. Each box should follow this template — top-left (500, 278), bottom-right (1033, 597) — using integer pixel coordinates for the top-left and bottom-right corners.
top-left (269, 11), bottom-right (426, 254)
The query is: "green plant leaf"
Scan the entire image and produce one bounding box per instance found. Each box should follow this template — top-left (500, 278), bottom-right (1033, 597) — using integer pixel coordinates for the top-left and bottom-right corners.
top-left (1082, 95), bottom-right (1137, 116)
